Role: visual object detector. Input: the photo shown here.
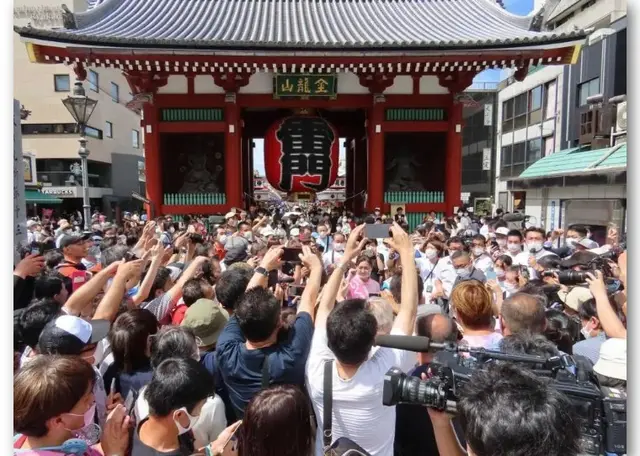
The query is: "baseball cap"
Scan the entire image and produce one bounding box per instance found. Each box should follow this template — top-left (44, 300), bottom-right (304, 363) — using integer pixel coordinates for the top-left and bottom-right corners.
top-left (181, 299), bottom-right (229, 347)
top-left (560, 251), bottom-right (598, 269)
top-left (578, 238), bottom-right (599, 249)
top-left (38, 315), bottom-right (110, 355)
top-left (59, 232), bottom-right (92, 249)
top-left (26, 220), bottom-right (40, 228)
top-left (594, 338), bottom-right (626, 381)
top-left (224, 236), bottom-right (249, 264)
top-left (495, 227), bottom-right (510, 236)
top-left (557, 286), bottom-right (593, 312)
top-left (225, 211), bottom-right (237, 220)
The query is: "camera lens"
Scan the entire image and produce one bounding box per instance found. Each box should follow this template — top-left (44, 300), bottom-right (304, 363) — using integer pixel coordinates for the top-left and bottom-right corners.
top-left (384, 368), bottom-right (449, 410)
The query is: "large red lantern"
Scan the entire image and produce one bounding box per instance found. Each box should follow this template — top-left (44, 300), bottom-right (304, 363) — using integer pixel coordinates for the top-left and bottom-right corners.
top-left (264, 116), bottom-right (339, 193)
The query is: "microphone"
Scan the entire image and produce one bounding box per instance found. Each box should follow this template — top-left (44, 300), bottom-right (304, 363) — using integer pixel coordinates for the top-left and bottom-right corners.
top-left (374, 334), bottom-right (446, 353)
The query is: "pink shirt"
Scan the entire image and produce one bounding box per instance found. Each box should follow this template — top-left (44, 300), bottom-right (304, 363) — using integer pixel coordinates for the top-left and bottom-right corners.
top-left (347, 275), bottom-right (381, 299)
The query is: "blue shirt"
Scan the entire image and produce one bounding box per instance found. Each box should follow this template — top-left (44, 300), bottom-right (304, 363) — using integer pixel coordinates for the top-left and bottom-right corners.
top-left (573, 332), bottom-right (607, 365)
top-left (215, 312), bottom-right (314, 419)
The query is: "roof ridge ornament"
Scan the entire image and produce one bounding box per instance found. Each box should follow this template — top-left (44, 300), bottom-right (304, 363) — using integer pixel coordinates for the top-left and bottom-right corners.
top-left (61, 4), bottom-right (77, 30)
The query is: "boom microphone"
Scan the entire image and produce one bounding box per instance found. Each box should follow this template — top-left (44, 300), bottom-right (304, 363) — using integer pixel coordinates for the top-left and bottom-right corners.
top-left (374, 335), bottom-right (446, 353)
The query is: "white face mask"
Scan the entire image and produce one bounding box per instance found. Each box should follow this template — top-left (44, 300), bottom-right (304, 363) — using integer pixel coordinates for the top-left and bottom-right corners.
top-left (333, 242), bottom-right (344, 252)
top-left (526, 241), bottom-right (543, 253)
top-left (173, 407), bottom-right (201, 435)
top-left (472, 247), bottom-right (484, 257)
top-left (495, 268), bottom-right (505, 279)
top-left (319, 232), bottom-right (327, 239)
top-left (497, 239), bottom-right (507, 248)
top-left (425, 248), bottom-right (438, 260)
top-left (581, 323), bottom-right (594, 339)
top-left (507, 242), bottom-right (521, 253)
top-left (455, 267), bottom-right (472, 279)
top-left (566, 237), bottom-right (580, 248)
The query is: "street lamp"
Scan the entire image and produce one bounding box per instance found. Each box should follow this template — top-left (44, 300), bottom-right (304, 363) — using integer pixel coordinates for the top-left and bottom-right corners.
top-left (62, 79), bottom-right (98, 231)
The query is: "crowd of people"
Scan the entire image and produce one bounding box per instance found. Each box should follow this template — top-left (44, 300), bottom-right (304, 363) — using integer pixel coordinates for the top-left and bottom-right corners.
top-left (13, 203), bottom-right (627, 456)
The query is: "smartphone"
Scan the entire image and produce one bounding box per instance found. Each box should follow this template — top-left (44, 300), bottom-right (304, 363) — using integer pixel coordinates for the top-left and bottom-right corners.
top-left (290, 285), bottom-right (305, 297)
top-left (281, 247), bottom-right (302, 262)
top-left (365, 223), bottom-right (392, 239)
top-left (222, 422), bottom-right (242, 454)
top-left (268, 270), bottom-right (279, 288)
top-left (124, 251), bottom-right (138, 262)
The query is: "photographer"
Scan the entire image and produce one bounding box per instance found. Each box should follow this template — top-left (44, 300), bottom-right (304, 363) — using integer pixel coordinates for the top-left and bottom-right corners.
top-left (427, 363), bottom-right (582, 456)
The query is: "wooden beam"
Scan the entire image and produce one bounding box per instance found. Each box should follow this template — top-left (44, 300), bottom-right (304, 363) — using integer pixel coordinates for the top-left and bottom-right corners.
top-left (157, 122), bottom-right (226, 133)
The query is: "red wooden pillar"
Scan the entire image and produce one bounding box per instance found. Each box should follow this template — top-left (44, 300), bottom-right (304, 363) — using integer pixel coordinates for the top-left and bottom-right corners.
top-left (445, 98), bottom-right (463, 216)
top-left (224, 98), bottom-right (242, 209)
top-left (367, 100), bottom-right (385, 213)
top-left (142, 103), bottom-right (162, 218)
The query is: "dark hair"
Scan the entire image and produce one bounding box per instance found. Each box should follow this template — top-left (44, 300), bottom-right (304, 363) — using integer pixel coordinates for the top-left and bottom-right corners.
top-left (18, 299), bottom-right (62, 349)
top-left (327, 299), bottom-right (377, 365)
top-left (471, 234), bottom-right (486, 245)
top-left (100, 237), bottom-right (117, 251)
top-left (14, 355), bottom-right (95, 437)
top-left (34, 274), bottom-right (65, 300)
top-left (145, 358), bottom-right (214, 417)
top-left (194, 243), bottom-right (210, 258)
top-left (458, 363), bottom-right (582, 456)
top-left (501, 293), bottom-right (546, 335)
top-left (567, 224), bottom-right (588, 238)
top-left (507, 230), bottom-right (523, 241)
top-left (150, 326), bottom-right (198, 369)
top-left (126, 235), bottom-right (138, 248)
top-left (149, 267), bottom-right (172, 299)
top-left (236, 288), bottom-right (281, 343)
top-left (424, 239), bottom-right (446, 256)
top-left (101, 245), bottom-right (130, 267)
top-left (240, 385), bottom-right (313, 456)
top-left (109, 309), bottom-right (158, 373)
top-left (182, 278), bottom-right (206, 307)
top-left (578, 298), bottom-right (598, 321)
top-left (536, 255), bottom-right (561, 269)
top-left (493, 219), bottom-right (508, 229)
top-left (215, 268), bottom-right (253, 311)
top-left (447, 236), bottom-right (464, 247)
top-left (495, 255), bottom-right (513, 268)
top-left (389, 271), bottom-right (423, 305)
top-left (524, 227), bottom-right (546, 239)
top-left (450, 250), bottom-right (470, 262)
top-left (500, 331), bottom-right (561, 362)
top-left (544, 309), bottom-right (579, 354)
top-left (43, 250), bottom-right (64, 270)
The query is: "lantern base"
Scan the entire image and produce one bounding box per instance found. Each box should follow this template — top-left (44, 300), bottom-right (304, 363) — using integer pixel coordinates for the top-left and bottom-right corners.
top-left (289, 192), bottom-right (315, 203)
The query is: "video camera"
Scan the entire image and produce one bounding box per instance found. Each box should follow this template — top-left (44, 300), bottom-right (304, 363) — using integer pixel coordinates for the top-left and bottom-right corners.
top-left (542, 250), bottom-right (621, 287)
top-left (376, 335), bottom-right (626, 456)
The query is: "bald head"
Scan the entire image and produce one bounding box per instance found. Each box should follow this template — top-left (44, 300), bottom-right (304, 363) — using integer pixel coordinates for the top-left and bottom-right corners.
top-left (500, 292), bottom-right (546, 336)
top-left (416, 314), bottom-right (457, 343)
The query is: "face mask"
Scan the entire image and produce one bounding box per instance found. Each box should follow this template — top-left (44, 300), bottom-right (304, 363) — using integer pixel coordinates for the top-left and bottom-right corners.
top-left (497, 239), bottom-right (507, 248)
top-left (173, 407), bottom-right (201, 435)
top-left (64, 403), bottom-right (100, 445)
top-left (472, 247), bottom-right (484, 257)
top-left (65, 403), bottom-right (96, 431)
top-left (581, 323), bottom-right (594, 340)
top-left (169, 227), bottom-right (176, 234)
top-left (526, 241), bottom-right (543, 253)
top-left (319, 232), bottom-right (327, 239)
top-left (507, 243), bottom-right (521, 253)
top-left (425, 248), bottom-right (438, 260)
top-left (243, 232), bottom-right (253, 241)
top-left (219, 235), bottom-right (227, 244)
top-left (455, 267), bottom-right (472, 279)
top-left (495, 268), bottom-right (505, 278)
top-left (503, 282), bottom-right (518, 291)
top-left (333, 243), bottom-right (344, 252)
top-left (566, 238), bottom-right (580, 248)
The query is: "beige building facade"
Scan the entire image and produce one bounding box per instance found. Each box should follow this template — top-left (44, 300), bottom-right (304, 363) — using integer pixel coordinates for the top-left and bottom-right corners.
top-left (14, 0), bottom-right (143, 208)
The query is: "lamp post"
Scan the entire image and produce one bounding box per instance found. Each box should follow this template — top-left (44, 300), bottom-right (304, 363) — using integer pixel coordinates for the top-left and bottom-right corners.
top-left (62, 79), bottom-right (98, 231)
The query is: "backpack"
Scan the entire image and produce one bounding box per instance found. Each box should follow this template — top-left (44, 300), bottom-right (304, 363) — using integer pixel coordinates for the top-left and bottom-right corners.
top-left (322, 361), bottom-right (371, 456)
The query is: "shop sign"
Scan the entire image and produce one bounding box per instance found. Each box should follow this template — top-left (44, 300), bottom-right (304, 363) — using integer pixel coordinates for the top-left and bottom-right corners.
top-left (274, 74), bottom-right (337, 99)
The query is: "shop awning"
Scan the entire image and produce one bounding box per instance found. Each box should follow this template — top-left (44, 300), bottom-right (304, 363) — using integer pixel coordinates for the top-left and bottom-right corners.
top-left (24, 189), bottom-right (63, 204)
top-left (515, 143), bottom-right (627, 180)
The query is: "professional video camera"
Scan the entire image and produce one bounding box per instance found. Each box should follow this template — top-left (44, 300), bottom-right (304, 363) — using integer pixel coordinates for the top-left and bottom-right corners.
top-left (542, 250), bottom-right (622, 287)
top-left (376, 335), bottom-right (627, 456)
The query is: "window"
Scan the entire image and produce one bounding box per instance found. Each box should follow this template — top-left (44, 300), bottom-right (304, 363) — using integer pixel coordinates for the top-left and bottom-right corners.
top-left (503, 99), bottom-right (514, 121)
top-left (577, 77), bottom-right (600, 106)
top-left (544, 81), bottom-right (557, 120)
top-left (88, 70), bottom-right (99, 92)
top-left (54, 74), bottom-right (70, 92)
top-left (582, 0), bottom-right (596, 11)
top-left (84, 126), bottom-right (103, 140)
top-left (514, 93), bottom-right (528, 117)
top-left (105, 121), bottom-right (113, 138)
top-left (529, 86), bottom-right (542, 111)
top-left (22, 123), bottom-right (78, 135)
top-left (110, 82), bottom-right (119, 103)
top-left (500, 139), bottom-right (544, 180)
top-left (132, 129), bottom-right (140, 148)
top-left (527, 138), bottom-right (542, 163)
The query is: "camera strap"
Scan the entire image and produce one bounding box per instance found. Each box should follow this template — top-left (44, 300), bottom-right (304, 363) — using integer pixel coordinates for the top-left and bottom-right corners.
top-left (323, 360), bottom-right (333, 450)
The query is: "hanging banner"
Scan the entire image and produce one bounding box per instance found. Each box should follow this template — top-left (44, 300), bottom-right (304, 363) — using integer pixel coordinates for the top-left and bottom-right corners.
top-left (264, 116), bottom-right (340, 193)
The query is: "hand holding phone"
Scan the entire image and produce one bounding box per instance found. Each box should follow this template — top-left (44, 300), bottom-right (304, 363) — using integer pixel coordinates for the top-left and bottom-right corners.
top-left (365, 224), bottom-right (392, 239)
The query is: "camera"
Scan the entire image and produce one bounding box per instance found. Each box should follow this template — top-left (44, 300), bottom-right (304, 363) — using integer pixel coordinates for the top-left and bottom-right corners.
top-left (542, 269), bottom-right (590, 285)
top-left (542, 251), bottom-right (621, 286)
top-left (379, 337), bottom-right (626, 455)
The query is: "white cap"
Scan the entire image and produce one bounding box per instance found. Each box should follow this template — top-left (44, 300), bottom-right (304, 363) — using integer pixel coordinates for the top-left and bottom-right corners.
top-left (495, 227), bottom-right (510, 236)
top-left (26, 220), bottom-right (39, 228)
top-left (225, 211), bottom-right (237, 220)
top-left (290, 228), bottom-right (300, 237)
top-left (578, 238), bottom-right (599, 249)
top-left (260, 226), bottom-right (275, 237)
top-left (594, 338), bottom-right (626, 381)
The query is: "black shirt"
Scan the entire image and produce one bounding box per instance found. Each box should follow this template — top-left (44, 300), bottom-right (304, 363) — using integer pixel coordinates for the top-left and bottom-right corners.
top-left (103, 360), bottom-right (153, 399)
top-left (132, 419), bottom-right (194, 456)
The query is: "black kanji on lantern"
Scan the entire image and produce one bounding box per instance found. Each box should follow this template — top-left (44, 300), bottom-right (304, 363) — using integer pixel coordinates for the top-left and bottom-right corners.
top-left (276, 117), bottom-right (335, 191)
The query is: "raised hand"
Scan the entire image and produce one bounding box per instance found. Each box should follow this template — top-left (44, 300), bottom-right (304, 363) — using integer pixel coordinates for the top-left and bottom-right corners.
top-left (299, 245), bottom-right (322, 272)
top-left (260, 246), bottom-right (284, 271)
top-left (14, 254), bottom-right (45, 278)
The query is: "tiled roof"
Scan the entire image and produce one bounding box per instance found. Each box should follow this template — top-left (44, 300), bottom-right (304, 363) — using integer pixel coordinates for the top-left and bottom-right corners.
top-left (15, 0), bottom-right (587, 50)
top-left (518, 144), bottom-right (627, 179)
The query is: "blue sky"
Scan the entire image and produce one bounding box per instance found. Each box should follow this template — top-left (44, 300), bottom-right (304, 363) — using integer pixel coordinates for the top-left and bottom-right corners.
top-left (254, 0), bottom-right (535, 175)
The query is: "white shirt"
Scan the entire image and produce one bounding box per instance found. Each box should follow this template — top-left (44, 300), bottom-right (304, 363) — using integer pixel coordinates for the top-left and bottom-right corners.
top-left (514, 249), bottom-right (555, 280)
top-left (473, 253), bottom-right (494, 275)
top-left (436, 256), bottom-right (456, 299)
top-left (416, 257), bottom-right (445, 302)
top-left (322, 249), bottom-right (344, 269)
top-left (306, 327), bottom-right (415, 456)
